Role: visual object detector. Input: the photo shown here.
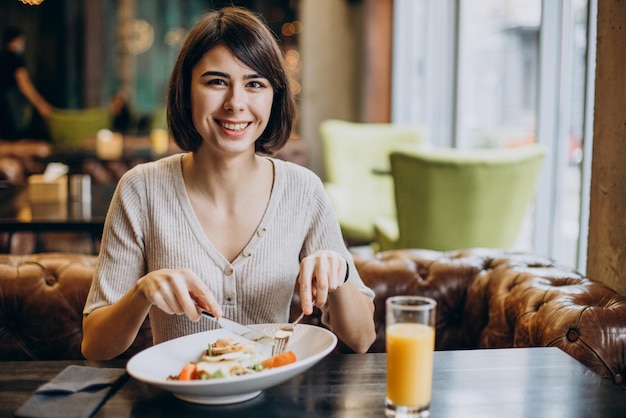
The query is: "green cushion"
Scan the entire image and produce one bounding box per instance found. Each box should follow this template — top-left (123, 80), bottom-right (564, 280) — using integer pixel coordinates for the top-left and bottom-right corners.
top-left (48, 108), bottom-right (112, 151)
top-left (320, 119), bottom-right (424, 242)
top-left (376, 145), bottom-right (546, 251)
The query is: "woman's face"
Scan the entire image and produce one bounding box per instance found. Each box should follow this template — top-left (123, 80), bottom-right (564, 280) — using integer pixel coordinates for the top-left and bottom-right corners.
top-left (190, 45), bottom-right (274, 156)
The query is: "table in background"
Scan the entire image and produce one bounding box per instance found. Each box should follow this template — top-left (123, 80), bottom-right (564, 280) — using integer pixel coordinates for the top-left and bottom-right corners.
top-left (0, 135), bottom-right (169, 253)
top-left (1, 347), bottom-right (625, 418)
top-left (0, 181), bottom-right (114, 253)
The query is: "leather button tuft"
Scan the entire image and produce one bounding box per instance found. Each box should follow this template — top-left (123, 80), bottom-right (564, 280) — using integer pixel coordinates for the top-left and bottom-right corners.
top-left (45, 274), bottom-right (57, 286)
top-left (614, 373), bottom-right (623, 385)
top-left (566, 328), bottom-right (579, 342)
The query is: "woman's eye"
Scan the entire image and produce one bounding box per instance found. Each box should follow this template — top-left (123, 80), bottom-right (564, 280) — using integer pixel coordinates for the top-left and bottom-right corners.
top-left (248, 80), bottom-right (265, 89)
top-left (207, 78), bottom-right (227, 86)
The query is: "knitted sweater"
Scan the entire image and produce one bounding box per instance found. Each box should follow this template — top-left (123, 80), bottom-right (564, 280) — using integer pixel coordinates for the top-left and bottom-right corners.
top-left (84, 154), bottom-right (374, 345)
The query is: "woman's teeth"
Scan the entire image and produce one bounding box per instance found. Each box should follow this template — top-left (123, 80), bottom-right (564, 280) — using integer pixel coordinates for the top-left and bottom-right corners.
top-left (220, 122), bottom-right (248, 131)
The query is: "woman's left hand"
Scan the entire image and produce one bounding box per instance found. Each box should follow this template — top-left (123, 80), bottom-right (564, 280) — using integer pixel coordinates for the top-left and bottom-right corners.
top-left (297, 250), bottom-right (348, 314)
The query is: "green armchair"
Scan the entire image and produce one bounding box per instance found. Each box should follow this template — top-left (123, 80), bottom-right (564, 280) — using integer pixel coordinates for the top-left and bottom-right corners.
top-left (47, 108), bottom-right (112, 151)
top-left (319, 119), bottom-right (425, 244)
top-left (375, 145), bottom-right (546, 251)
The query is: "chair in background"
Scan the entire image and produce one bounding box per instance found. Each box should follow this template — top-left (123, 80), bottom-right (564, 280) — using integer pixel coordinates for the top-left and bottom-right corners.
top-left (148, 106), bottom-right (167, 131)
top-left (375, 144), bottom-right (546, 251)
top-left (319, 119), bottom-right (425, 245)
top-left (47, 108), bottom-right (111, 151)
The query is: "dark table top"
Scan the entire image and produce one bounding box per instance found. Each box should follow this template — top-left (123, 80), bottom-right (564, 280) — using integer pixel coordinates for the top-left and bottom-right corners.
top-left (0, 181), bottom-right (115, 252)
top-left (1, 347), bottom-right (625, 418)
top-left (0, 182), bottom-right (114, 230)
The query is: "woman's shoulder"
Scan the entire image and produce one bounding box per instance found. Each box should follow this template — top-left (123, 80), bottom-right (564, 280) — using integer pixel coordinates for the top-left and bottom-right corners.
top-left (117, 153), bottom-right (184, 191)
top-left (270, 157), bottom-right (327, 202)
top-left (271, 157), bottom-right (320, 183)
top-left (120, 154), bottom-right (183, 180)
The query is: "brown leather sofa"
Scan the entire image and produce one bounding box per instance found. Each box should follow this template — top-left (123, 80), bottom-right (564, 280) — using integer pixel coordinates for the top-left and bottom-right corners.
top-left (353, 248), bottom-right (626, 389)
top-left (0, 253), bottom-right (152, 361)
top-left (1, 248), bottom-right (625, 390)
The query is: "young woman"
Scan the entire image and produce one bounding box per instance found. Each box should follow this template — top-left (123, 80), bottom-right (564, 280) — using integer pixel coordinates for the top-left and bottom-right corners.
top-left (82, 6), bottom-right (376, 360)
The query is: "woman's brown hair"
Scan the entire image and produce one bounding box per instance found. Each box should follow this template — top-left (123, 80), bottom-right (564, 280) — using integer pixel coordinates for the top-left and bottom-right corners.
top-left (166, 6), bottom-right (295, 154)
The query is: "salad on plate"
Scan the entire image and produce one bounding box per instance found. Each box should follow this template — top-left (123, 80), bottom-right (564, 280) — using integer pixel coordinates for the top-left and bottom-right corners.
top-left (168, 337), bottom-right (296, 381)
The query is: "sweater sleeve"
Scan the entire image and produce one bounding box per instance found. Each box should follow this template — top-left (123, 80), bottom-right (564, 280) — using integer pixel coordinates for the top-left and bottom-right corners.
top-left (84, 167), bottom-right (148, 314)
top-left (296, 166), bottom-right (375, 323)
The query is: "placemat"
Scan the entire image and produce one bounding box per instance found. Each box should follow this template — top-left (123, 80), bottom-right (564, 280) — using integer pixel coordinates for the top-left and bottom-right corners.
top-left (15, 365), bottom-right (128, 418)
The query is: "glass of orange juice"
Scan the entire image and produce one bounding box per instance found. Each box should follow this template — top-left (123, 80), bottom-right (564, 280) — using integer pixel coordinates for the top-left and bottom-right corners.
top-left (386, 296), bottom-right (436, 417)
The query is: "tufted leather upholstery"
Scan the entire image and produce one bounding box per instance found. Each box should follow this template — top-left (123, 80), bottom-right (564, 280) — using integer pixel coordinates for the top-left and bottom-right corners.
top-left (1, 249), bottom-right (625, 391)
top-left (0, 253), bottom-right (151, 361)
top-left (349, 248), bottom-right (626, 389)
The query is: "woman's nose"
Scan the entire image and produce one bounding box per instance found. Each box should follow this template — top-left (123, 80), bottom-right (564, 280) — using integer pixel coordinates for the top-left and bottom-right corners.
top-left (223, 85), bottom-right (245, 112)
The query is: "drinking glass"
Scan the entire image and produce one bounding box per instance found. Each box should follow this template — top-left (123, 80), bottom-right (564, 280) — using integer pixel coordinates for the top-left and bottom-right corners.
top-left (386, 296), bottom-right (437, 417)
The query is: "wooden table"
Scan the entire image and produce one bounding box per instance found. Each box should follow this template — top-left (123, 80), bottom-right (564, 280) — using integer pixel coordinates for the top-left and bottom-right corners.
top-left (1, 347), bottom-right (625, 417)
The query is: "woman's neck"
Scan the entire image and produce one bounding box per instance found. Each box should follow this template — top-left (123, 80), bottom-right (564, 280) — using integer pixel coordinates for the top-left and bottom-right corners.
top-left (181, 151), bottom-right (271, 205)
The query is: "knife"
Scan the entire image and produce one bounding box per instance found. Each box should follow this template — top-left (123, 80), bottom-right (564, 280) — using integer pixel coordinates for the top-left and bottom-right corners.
top-left (199, 309), bottom-right (275, 346)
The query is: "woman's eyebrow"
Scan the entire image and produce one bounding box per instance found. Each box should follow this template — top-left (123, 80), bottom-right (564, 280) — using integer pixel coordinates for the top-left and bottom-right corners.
top-left (243, 73), bottom-right (265, 80)
top-left (200, 70), bottom-right (229, 78)
top-left (199, 70), bottom-right (265, 80)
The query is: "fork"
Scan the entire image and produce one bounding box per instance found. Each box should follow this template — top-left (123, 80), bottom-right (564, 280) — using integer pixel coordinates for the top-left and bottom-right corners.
top-left (271, 311), bottom-right (305, 356)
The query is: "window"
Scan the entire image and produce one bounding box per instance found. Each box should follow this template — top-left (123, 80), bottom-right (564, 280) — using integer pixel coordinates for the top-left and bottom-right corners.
top-left (392, 0), bottom-right (596, 271)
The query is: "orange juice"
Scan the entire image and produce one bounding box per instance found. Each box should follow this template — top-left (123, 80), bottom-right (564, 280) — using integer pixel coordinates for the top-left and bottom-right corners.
top-left (386, 322), bottom-right (435, 408)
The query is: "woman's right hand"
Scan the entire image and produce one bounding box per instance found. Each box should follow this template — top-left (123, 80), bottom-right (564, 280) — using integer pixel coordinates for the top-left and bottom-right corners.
top-left (134, 268), bottom-right (222, 321)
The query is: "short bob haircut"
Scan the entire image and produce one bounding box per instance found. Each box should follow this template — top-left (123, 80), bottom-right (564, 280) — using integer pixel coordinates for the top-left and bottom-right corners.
top-left (167, 6), bottom-right (295, 154)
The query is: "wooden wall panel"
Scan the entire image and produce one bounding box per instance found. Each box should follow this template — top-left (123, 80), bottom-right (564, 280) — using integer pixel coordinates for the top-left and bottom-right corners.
top-left (361, 0), bottom-right (392, 123)
top-left (587, 0), bottom-right (626, 294)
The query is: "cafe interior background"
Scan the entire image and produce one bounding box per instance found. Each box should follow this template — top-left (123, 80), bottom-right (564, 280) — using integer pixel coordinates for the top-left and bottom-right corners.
top-left (0, 0), bottom-right (601, 281)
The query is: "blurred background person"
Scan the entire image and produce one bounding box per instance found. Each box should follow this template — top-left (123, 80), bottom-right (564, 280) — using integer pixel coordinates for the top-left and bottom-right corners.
top-left (0, 26), bottom-right (52, 140)
top-left (110, 90), bottom-right (133, 134)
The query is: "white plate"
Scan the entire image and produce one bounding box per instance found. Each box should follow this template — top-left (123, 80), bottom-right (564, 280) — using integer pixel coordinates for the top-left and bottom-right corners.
top-left (126, 324), bottom-right (337, 404)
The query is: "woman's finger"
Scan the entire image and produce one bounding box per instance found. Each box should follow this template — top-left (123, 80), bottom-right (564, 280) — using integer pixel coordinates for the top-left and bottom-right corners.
top-left (298, 258), bottom-right (315, 314)
top-left (189, 285), bottom-right (222, 319)
top-left (312, 256), bottom-right (330, 308)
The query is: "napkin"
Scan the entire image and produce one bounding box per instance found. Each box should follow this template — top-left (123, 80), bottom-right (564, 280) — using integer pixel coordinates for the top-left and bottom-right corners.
top-left (15, 365), bottom-right (128, 418)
